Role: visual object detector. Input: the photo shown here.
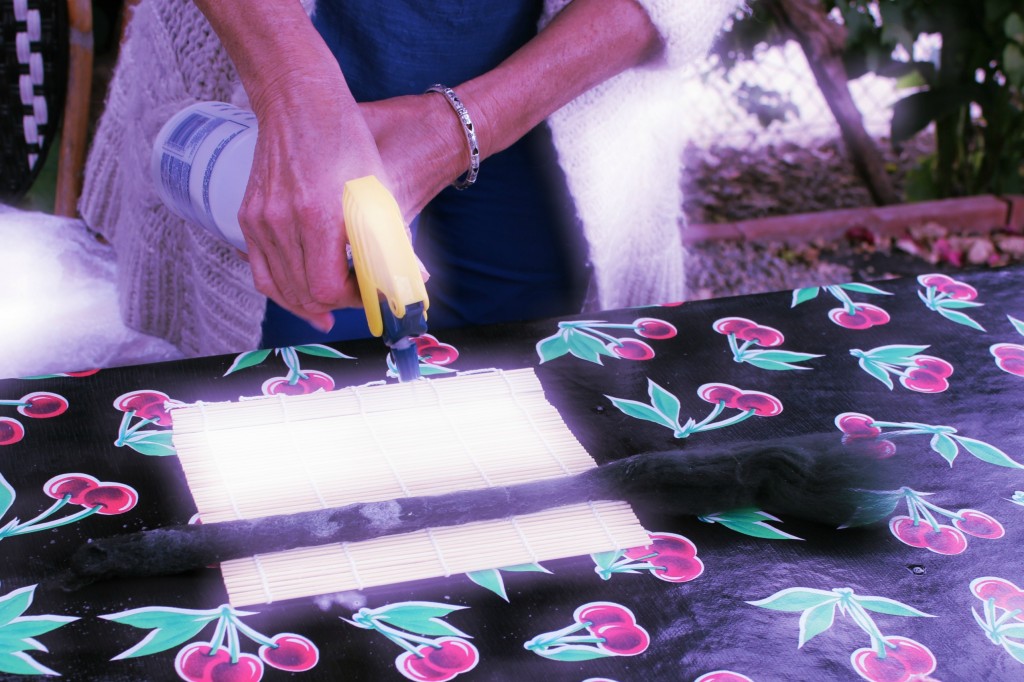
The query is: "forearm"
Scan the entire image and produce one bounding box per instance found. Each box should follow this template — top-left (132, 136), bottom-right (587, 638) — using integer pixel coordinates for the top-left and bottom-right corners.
top-left (192, 0), bottom-right (356, 117)
top-left (456, 0), bottom-right (662, 160)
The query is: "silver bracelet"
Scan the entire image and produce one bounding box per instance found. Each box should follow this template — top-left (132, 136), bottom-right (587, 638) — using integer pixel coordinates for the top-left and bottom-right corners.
top-left (426, 84), bottom-right (480, 190)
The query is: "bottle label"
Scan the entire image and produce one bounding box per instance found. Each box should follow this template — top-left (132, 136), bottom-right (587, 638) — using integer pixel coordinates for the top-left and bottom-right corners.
top-left (157, 104), bottom-right (254, 240)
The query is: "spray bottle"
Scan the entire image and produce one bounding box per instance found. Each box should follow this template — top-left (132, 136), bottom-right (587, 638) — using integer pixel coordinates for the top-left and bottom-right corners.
top-left (151, 101), bottom-right (427, 381)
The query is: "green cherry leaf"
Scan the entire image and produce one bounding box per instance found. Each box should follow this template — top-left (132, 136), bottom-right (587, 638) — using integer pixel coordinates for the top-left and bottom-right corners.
top-left (100, 606), bottom-right (222, 630)
top-left (748, 587), bottom-right (839, 612)
top-left (567, 331), bottom-right (615, 365)
top-left (125, 431), bottom-right (177, 457)
top-left (743, 350), bottom-right (823, 371)
top-left (534, 646), bottom-right (612, 662)
top-left (0, 473), bottom-right (14, 519)
top-left (606, 396), bottom-right (677, 431)
top-left (294, 344), bottom-right (354, 359)
top-left (0, 615), bottom-right (77, 643)
top-left (936, 300), bottom-right (984, 310)
top-left (839, 491), bottom-right (904, 528)
top-left (853, 596), bottom-right (933, 618)
top-left (647, 380), bottom-right (681, 423)
top-left (224, 348), bottom-right (272, 375)
top-left (0, 586), bottom-right (34, 627)
top-left (110, 618), bottom-right (216, 660)
top-left (714, 518), bottom-right (803, 541)
top-left (930, 433), bottom-right (959, 466)
top-left (936, 307), bottom-right (986, 332)
top-left (536, 332), bottom-right (571, 364)
top-left (590, 551), bottom-right (622, 572)
top-left (953, 436), bottom-right (1024, 469)
top-left (1000, 637), bottom-right (1024, 665)
top-left (791, 287), bottom-right (820, 307)
top-left (373, 602), bottom-right (471, 638)
top-left (858, 359), bottom-right (895, 389)
top-left (863, 345), bottom-right (930, 364)
top-left (837, 283), bottom-right (893, 296)
top-left (996, 623), bottom-right (1024, 639)
top-left (798, 601), bottom-right (837, 648)
top-left (466, 569), bottom-right (508, 602)
top-left (1009, 316), bottom-right (1024, 338)
top-left (418, 363), bottom-right (455, 376)
top-left (0, 650), bottom-right (60, 676)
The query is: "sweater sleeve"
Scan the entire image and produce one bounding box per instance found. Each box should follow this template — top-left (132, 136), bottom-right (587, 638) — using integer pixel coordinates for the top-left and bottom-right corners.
top-left (538, 0), bottom-right (744, 311)
top-left (540, 0), bottom-right (745, 69)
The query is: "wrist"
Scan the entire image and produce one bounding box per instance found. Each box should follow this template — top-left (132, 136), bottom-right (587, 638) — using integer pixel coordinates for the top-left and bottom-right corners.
top-left (425, 85), bottom-right (481, 189)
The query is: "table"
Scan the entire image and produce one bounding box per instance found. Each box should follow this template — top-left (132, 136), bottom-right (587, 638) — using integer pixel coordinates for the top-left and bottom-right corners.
top-left (2, 265), bottom-right (1023, 681)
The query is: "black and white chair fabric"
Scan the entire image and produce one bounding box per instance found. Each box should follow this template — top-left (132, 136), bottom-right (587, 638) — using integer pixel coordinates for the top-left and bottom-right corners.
top-left (1, 0), bottom-right (67, 202)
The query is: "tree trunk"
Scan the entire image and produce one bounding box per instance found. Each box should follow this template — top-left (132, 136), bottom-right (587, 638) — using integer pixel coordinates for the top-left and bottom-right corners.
top-left (765, 0), bottom-right (900, 206)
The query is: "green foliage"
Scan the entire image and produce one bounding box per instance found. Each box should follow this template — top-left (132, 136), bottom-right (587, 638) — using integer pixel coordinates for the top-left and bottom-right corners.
top-left (717, 1), bottom-right (1024, 199)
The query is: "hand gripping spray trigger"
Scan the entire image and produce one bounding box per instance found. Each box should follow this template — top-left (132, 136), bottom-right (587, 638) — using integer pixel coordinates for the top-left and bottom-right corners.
top-left (151, 101), bottom-right (428, 381)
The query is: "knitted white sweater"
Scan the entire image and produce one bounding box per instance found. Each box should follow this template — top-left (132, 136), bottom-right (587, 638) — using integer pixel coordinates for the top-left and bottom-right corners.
top-left (80, 0), bottom-right (741, 356)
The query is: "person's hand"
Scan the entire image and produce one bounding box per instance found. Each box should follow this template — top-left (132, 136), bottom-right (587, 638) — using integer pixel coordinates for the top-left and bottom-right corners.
top-left (239, 69), bottom-right (389, 332)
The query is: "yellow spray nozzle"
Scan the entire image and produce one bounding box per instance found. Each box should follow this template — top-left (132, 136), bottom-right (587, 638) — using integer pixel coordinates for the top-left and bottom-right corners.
top-left (342, 176), bottom-right (429, 339)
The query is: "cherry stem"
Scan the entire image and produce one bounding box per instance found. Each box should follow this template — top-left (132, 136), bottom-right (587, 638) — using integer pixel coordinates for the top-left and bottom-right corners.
top-left (687, 401), bottom-right (726, 433)
top-left (281, 347), bottom-right (307, 385)
top-left (993, 607), bottom-right (1023, 630)
top-left (736, 338), bottom-right (755, 355)
top-left (694, 408), bottom-right (755, 433)
top-left (529, 621), bottom-right (588, 649)
top-left (0, 400), bottom-right (28, 407)
top-left (363, 616), bottom-right (440, 648)
top-left (207, 616), bottom-right (228, 654)
top-left (579, 328), bottom-right (622, 346)
top-left (912, 495), bottom-right (955, 521)
top-left (556, 635), bottom-right (605, 644)
top-left (826, 285), bottom-right (857, 314)
top-left (228, 611), bottom-right (276, 648)
top-left (226, 621), bottom-right (241, 664)
top-left (842, 599), bottom-right (888, 656)
top-left (11, 496), bottom-right (69, 530)
top-left (11, 503), bottom-right (100, 535)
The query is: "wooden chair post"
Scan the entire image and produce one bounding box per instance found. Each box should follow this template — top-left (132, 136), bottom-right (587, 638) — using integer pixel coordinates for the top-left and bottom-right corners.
top-left (53, 0), bottom-right (92, 217)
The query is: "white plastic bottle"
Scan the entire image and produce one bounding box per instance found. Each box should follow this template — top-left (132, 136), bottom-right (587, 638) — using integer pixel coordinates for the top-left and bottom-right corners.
top-left (151, 101), bottom-right (257, 252)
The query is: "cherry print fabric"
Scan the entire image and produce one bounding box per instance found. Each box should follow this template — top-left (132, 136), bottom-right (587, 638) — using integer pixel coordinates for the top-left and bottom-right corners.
top-left (0, 265), bottom-right (1022, 681)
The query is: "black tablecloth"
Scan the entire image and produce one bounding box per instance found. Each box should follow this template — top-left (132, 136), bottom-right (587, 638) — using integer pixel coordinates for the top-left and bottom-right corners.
top-left (2, 265), bottom-right (1023, 681)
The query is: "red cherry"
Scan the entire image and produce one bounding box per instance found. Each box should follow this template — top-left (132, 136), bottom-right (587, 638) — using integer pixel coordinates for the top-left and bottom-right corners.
top-left (113, 390), bottom-right (169, 413)
top-left (991, 343), bottom-right (1024, 361)
top-left (624, 532), bottom-right (698, 561)
top-left (835, 412), bottom-right (881, 437)
top-left (841, 435), bottom-right (897, 459)
top-left (609, 338), bottom-right (655, 360)
top-left (915, 523), bottom-right (967, 555)
top-left (258, 633), bottom-right (319, 672)
top-left (899, 369), bottom-right (949, 394)
top-left (633, 318), bottom-right (677, 340)
top-left (918, 273), bottom-right (954, 288)
top-left (261, 370), bottom-right (335, 396)
top-left (81, 484), bottom-right (139, 515)
top-left (953, 510), bottom-right (1005, 539)
top-left (0, 417), bottom-right (25, 446)
top-left (592, 622), bottom-right (650, 656)
top-left (418, 343), bottom-right (459, 366)
top-left (912, 355), bottom-right (953, 378)
top-left (43, 473), bottom-right (100, 504)
top-left (828, 304), bottom-right (890, 329)
top-left (698, 383), bottom-right (742, 407)
top-left (413, 334), bottom-right (441, 350)
top-left (419, 638), bottom-right (479, 674)
top-left (398, 651), bottom-right (443, 682)
top-left (63, 369), bottom-right (100, 377)
top-left (649, 553), bottom-right (705, 583)
top-left (735, 324), bottom-right (784, 347)
top-left (208, 652), bottom-right (264, 682)
top-left (175, 643), bottom-right (232, 682)
top-left (712, 317), bottom-right (756, 335)
top-left (889, 517), bottom-right (930, 548)
top-left (851, 636), bottom-right (936, 682)
top-left (734, 390), bottom-right (783, 417)
top-left (971, 576), bottom-right (1020, 601)
top-left (575, 602), bottom-right (636, 629)
top-left (695, 673), bottom-right (754, 682)
top-left (17, 392), bottom-right (69, 418)
top-left (941, 282), bottom-right (978, 300)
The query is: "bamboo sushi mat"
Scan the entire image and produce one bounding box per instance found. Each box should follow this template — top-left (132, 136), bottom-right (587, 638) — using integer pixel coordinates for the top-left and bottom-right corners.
top-left (171, 368), bottom-right (650, 606)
